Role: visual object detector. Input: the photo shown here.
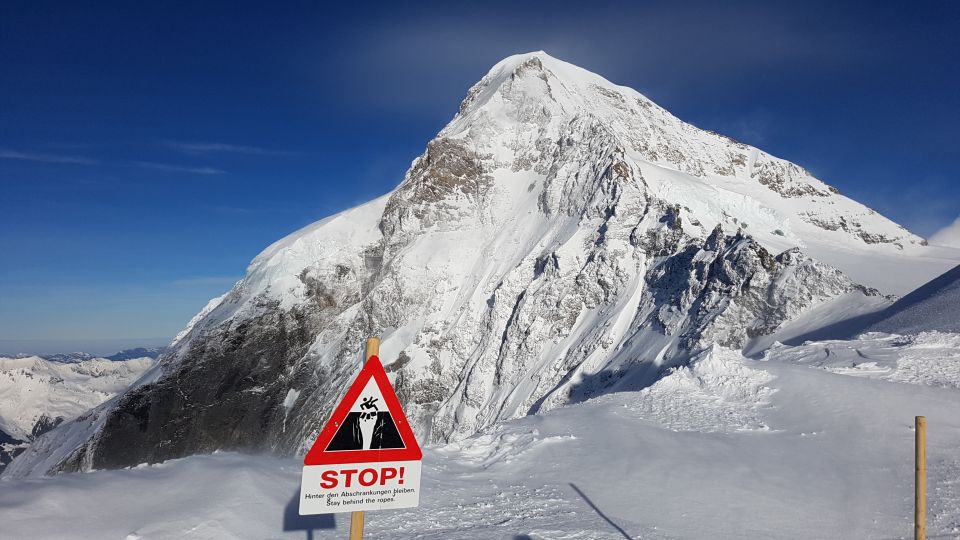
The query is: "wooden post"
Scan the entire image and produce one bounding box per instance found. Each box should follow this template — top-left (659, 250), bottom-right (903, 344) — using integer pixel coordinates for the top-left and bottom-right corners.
top-left (365, 336), bottom-right (380, 363)
top-left (349, 511), bottom-right (365, 540)
top-left (349, 336), bottom-right (380, 540)
top-left (916, 416), bottom-right (926, 540)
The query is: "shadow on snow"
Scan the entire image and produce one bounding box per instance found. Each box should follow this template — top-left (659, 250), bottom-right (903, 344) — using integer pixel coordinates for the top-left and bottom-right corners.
top-left (282, 489), bottom-right (336, 540)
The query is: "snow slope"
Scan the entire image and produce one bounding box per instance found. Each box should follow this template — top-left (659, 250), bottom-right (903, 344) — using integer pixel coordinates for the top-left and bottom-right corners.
top-left (864, 264), bottom-right (960, 335)
top-left (11, 51), bottom-right (960, 477)
top-left (779, 263), bottom-right (960, 342)
top-left (2, 340), bottom-right (959, 539)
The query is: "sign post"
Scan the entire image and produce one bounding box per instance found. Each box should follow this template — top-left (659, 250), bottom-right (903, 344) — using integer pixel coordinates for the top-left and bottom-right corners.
top-left (350, 337), bottom-right (379, 540)
top-left (299, 336), bottom-right (422, 539)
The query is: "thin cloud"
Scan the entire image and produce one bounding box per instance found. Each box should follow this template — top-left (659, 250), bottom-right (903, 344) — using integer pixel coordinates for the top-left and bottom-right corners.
top-left (2, 150), bottom-right (228, 175)
top-left (0, 149), bottom-right (98, 165)
top-left (134, 161), bottom-right (227, 175)
top-left (163, 141), bottom-right (295, 156)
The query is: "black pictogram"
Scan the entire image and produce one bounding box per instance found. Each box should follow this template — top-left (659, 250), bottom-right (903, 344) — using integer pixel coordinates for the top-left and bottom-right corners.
top-left (359, 396), bottom-right (379, 420)
top-left (325, 395), bottom-right (405, 451)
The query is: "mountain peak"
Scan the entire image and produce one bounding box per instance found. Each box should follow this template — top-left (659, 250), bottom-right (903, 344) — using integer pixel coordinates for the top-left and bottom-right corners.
top-left (439, 52), bottom-right (928, 274)
top-left (495, 50), bottom-right (551, 64)
top-left (486, 50), bottom-right (612, 86)
top-left (454, 51), bottom-right (629, 119)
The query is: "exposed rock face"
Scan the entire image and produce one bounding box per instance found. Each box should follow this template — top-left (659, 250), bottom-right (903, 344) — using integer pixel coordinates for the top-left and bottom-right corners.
top-left (30, 415), bottom-right (64, 439)
top-left (58, 307), bottom-right (320, 471)
top-left (0, 428), bottom-right (28, 470)
top-left (8, 51), bottom-right (932, 477)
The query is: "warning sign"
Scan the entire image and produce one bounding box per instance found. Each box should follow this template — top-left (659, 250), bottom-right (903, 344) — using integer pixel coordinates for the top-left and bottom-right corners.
top-left (299, 354), bottom-right (422, 515)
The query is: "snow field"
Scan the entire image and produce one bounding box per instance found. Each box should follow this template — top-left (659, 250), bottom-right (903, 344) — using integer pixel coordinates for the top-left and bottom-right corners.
top-left (3, 336), bottom-right (960, 539)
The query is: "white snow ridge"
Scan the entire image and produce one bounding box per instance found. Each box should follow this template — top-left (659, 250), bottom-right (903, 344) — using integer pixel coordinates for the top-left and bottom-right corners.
top-left (3, 51), bottom-right (960, 539)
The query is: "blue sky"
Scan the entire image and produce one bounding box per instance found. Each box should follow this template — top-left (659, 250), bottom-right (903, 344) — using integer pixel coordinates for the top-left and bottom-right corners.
top-left (1, 1), bottom-right (958, 354)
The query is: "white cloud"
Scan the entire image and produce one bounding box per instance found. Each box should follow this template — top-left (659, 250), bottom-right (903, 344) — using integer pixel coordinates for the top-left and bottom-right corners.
top-left (164, 141), bottom-right (294, 156)
top-left (134, 161), bottom-right (227, 175)
top-left (929, 216), bottom-right (960, 248)
top-left (0, 149), bottom-right (98, 165)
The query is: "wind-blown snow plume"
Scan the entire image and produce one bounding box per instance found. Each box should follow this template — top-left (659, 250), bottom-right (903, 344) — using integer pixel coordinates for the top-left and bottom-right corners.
top-left (930, 216), bottom-right (960, 248)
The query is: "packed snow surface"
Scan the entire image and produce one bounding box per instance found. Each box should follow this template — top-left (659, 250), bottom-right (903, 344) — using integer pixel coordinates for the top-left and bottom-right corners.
top-left (2, 336), bottom-right (959, 539)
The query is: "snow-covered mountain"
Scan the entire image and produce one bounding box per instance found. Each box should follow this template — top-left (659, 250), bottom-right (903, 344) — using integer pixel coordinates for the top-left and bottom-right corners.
top-left (41, 352), bottom-right (97, 363)
top-left (8, 51), bottom-right (960, 478)
top-left (0, 348), bottom-right (166, 364)
top-left (0, 356), bottom-right (154, 472)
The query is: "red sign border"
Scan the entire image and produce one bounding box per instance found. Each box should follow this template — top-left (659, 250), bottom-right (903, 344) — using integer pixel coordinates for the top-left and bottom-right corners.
top-left (303, 355), bottom-right (422, 465)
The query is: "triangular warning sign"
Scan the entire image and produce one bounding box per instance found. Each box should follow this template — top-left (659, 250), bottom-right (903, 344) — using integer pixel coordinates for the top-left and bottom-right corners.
top-left (304, 355), bottom-right (422, 465)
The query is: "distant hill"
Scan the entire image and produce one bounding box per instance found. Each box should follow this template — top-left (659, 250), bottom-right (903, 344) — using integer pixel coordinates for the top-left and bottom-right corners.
top-left (0, 346), bottom-right (164, 470)
top-left (0, 347), bottom-right (167, 364)
top-left (0, 355), bottom-right (155, 473)
top-left (41, 352), bottom-right (97, 363)
top-left (105, 347), bottom-right (167, 361)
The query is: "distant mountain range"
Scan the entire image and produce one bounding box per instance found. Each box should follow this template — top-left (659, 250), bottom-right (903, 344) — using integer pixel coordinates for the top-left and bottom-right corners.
top-left (0, 347), bottom-right (167, 363)
top-left (0, 350), bottom-right (159, 472)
